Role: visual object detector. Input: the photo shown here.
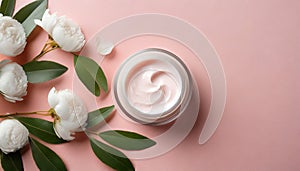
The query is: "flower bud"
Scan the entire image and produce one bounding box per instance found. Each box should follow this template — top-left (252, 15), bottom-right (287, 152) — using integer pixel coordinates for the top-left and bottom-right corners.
top-left (0, 61), bottom-right (28, 103)
top-left (0, 14), bottom-right (27, 57)
top-left (34, 9), bottom-right (85, 52)
top-left (0, 119), bottom-right (29, 154)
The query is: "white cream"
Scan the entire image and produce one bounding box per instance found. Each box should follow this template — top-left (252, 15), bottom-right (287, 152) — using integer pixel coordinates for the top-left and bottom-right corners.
top-left (126, 60), bottom-right (181, 116)
top-left (114, 48), bottom-right (192, 125)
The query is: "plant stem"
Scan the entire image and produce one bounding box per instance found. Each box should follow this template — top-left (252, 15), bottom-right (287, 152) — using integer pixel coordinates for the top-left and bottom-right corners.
top-left (32, 35), bottom-right (60, 61)
top-left (0, 111), bottom-right (51, 118)
top-left (33, 46), bottom-right (59, 61)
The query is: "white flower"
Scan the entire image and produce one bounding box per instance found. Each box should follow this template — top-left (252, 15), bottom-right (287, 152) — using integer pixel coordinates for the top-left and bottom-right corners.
top-left (0, 14), bottom-right (27, 57)
top-left (48, 87), bottom-right (88, 141)
top-left (0, 119), bottom-right (29, 154)
top-left (0, 61), bottom-right (28, 103)
top-left (34, 9), bottom-right (85, 52)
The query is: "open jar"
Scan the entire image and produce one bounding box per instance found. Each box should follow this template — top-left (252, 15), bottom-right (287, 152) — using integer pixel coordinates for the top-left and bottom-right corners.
top-left (113, 48), bottom-right (193, 125)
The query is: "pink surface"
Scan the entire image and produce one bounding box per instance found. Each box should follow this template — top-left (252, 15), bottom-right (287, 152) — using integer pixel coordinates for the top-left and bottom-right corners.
top-left (1, 0), bottom-right (300, 170)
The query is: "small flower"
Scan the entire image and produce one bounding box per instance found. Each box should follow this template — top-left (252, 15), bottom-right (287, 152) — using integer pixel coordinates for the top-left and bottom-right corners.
top-left (0, 14), bottom-right (27, 57)
top-left (0, 119), bottom-right (29, 154)
top-left (0, 61), bottom-right (28, 103)
top-left (48, 87), bottom-right (88, 141)
top-left (34, 9), bottom-right (85, 52)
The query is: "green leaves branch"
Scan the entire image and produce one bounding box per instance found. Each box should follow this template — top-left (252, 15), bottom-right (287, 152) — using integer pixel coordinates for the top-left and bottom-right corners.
top-left (89, 130), bottom-right (156, 171)
top-left (0, 0), bottom-right (156, 171)
top-left (0, 0), bottom-right (107, 96)
top-left (0, 104), bottom-right (156, 171)
top-left (22, 53), bottom-right (109, 97)
top-left (86, 106), bottom-right (156, 171)
top-left (0, 116), bottom-right (67, 171)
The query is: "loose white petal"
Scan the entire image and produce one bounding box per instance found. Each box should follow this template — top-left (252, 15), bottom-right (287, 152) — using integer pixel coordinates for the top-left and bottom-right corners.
top-left (96, 38), bottom-right (114, 56)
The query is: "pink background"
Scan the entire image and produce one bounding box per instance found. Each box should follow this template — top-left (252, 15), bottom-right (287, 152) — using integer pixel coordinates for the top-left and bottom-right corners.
top-left (1, 0), bottom-right (300, 170)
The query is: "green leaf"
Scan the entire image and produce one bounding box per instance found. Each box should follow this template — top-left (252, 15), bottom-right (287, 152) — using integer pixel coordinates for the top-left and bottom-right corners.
top-left (90, 138), bottom-right (134, 171)
top-left (0, 0), bottom-right (15, 16)
top-left (30, 138), bottom-right (67, 171)
top-left (86, 105), bottom-right (114, 128)
top-left (15, 117), bottom-right (66, 144)
top-left (13, 0), bottom-right (48, 37)
top-left (99, 130), bottom-right (156, 151)
top-left (74, 55), bottom-right (108, 96)
top-left (22, 60), bottom-right (68, 83)
top-left (1, 151), bottom-right (23, 171)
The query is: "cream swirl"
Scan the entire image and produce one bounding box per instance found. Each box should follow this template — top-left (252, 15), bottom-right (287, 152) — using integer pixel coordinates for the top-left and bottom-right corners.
top-left (126, 60), bottom-right (181, 116)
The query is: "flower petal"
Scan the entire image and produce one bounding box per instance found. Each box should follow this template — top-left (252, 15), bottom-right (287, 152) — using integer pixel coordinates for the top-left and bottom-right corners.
top-left (3, 94), bottom-right (23, 103)
top-left (53, 121), bottom-right (74, 141)
top-left (96, 38), bottom-right (114, 56)
top-left (34, 19), bottom-right (43, 27)
top-left (48, 87), bottom-right (59, 108)
top-left (0, 60), bottom-right (11, 68)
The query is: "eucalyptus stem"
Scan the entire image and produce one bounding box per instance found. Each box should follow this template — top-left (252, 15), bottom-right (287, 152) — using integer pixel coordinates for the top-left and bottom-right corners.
top-left (0, 111), bottom-right (51, 118)
top-left (33, 46), bottom-right (59, 61)
top-left (32, 35), bottom-right (60, 61)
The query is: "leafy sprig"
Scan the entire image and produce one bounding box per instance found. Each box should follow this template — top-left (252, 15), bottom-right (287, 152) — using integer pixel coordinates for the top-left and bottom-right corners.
top-left (0, 106), bottom-right (156, 171)
top-left (0, 0), bottom-right (108, 96)
top-left (0, 0), bottom-right (156, 170)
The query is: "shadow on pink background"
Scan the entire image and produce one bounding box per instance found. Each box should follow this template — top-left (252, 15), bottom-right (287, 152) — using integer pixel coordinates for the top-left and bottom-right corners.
top-left (0, 0), bottom-right (299, 170)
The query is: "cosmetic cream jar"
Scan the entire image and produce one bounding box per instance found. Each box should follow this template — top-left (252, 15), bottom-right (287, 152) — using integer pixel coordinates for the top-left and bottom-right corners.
top-left (113, 48), bottom-right (193, 125)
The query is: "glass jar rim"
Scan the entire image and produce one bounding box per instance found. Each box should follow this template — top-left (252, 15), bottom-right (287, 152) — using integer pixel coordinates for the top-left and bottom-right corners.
top-left (113, 48), bottom-right (194, 125)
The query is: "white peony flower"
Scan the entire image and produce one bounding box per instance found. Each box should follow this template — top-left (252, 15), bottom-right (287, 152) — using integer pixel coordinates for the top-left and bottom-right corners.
top-left (0, 119), bottom-right (29, 154)
top-left (0, 14), bottom-right (27, 57)
top-left (48, 87), bottom-right (88, 141)
top-left (0, 61), bottom-right (28, 103)
top-left (34, 9), bottom-right (85, 52)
